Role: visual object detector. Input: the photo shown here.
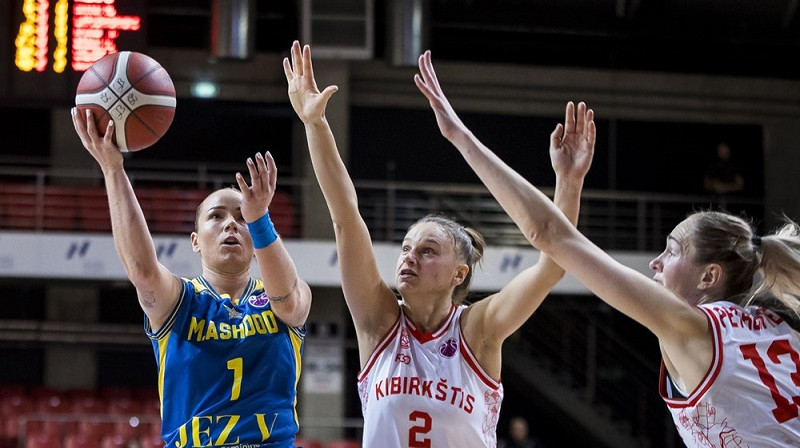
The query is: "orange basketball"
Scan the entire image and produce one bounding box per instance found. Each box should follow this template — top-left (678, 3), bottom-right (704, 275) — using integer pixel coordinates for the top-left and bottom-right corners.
top-left (75, 51), bottom-right (176, 152)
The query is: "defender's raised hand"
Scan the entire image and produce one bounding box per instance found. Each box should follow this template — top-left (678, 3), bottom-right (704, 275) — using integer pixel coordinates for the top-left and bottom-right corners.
top-left (283, 40), bottom-right (338, 124)
top-left (414, 50), bottom-right (467, 142)
top-left (550, 101), bottom-right (596, 183)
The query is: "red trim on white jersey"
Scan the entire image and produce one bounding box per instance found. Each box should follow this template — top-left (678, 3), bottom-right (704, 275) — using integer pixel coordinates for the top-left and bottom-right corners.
top-left (405, 305), bottom-right (457, 343)
top-left (357, 315), bottom-right (402, 382)
top-left (459, 331), bottom-right (501, 390)
top-left (660, 306), bottom-right (725, 408)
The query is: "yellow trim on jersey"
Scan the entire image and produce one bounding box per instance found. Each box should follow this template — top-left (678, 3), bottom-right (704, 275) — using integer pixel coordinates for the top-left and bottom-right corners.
top-left (289, 327), bottom-right (303, 426)
top-left (157, 332), bottom-right (170, 419)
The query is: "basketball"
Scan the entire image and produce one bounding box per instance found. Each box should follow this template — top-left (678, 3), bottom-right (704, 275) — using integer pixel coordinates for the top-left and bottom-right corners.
top-left (75, 51), bottom-right (176, 152)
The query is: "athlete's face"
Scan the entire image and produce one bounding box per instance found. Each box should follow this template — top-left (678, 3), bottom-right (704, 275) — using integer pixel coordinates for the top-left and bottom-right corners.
top-left (396, 222), bottom-right (467, 301)
top-left (191, 189), bottom-right (254, 273)
top-left (649, 221), bottom-right (707, 306)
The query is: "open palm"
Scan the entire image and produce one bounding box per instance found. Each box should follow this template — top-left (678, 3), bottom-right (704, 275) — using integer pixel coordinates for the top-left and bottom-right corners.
top-left (550, 101), bottom-right (596, 183)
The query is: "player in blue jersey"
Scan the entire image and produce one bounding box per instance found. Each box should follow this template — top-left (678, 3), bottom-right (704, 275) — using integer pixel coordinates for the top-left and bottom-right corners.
top-left (71, 108), bottom-right (312, 448)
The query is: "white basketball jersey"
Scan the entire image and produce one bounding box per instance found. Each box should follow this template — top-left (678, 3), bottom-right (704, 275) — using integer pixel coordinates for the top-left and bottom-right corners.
top-left (660, 301), bottom-right (800, 448)
top-left (358, 305), bottom-right (503, 448)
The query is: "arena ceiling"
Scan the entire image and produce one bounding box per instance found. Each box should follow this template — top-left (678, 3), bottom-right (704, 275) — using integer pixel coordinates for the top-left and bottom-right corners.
top-left (147, 0), bottom-right (800, 79)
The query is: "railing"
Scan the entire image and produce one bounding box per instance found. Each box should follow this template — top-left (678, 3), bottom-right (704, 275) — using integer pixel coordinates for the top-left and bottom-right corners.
top-left (0, 162), bottom-right (764, 251)
top-left (514, 296), bottom-right (678, 448)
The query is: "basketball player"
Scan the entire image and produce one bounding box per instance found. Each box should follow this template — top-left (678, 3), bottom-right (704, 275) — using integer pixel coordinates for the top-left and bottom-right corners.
top-left (415, 50), bottom-right (800, 447)
top-left (283, 41), bottom-right (594, 447)
top-left (71, 108), bottom-right (312, 448)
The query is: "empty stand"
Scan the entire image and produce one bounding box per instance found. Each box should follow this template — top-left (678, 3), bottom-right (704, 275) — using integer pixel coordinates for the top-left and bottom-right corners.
top-left (140, 188), bottom-right (210, 235)
top-left (26, 430), bottom-right (64, 448)
top-left (77, 186), bottom-right (112, 232)
top-left (0, 183), bottom-right (39, 229)
top-left (326, 439), bottom-right (361, 448)
top-left (43, 185), bottom-right (80, 231)
top-left (294, 436), bottom-right (324, 448)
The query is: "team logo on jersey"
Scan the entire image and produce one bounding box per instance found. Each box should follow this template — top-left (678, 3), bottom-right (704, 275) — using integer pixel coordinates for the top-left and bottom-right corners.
top-left (395, 353), bottom-right (411, 364)
top-left (248, 292), bottom-right (270, 308)
top-left (223, 304), bottom-right (243, 319)
top-left (439, 338), bottom-right (458, 358)
top-left (400, 328), bottom-right (410, 349)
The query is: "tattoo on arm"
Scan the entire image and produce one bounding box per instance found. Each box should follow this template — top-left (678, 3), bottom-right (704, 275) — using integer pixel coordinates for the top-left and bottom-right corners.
top-left (269, 279), bottom-right (298, 303)
top-left (139, 290), bottom-right (157, 309)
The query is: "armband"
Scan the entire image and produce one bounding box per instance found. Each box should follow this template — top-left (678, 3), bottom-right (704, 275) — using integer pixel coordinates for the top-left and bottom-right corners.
top-left (247, 212), bottom-right (279, 249)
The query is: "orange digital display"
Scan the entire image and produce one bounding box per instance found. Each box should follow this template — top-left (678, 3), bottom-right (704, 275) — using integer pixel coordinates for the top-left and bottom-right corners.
top-left (13, 0), bottom-right (143, 73)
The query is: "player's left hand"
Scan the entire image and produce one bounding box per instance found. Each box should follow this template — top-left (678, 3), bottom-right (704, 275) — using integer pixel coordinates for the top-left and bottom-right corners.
top-left (236, 151), bottom-right (277, 223)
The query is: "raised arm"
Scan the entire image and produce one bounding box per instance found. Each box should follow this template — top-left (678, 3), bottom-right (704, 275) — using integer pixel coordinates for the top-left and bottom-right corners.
top-left (235, 151), bottom-right (311, 327)
top-left (283, 41), bottom-right (399, 355)
top-left (415, 52), bottom-right (708, 382)
top-left (414, 52), bottom-right (593, 370)
top-left (71, 108), bottom-right (181, 330)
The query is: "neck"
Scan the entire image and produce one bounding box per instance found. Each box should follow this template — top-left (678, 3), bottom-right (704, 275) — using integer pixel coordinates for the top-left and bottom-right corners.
top-left (201, 269), bottom-right (251, 299)
top-left (401, 294), bottom-right (453, 333)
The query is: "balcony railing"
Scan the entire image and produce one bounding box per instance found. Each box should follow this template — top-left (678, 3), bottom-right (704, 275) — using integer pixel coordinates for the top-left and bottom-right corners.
top-left (0, 160), bottom-right (764, 252)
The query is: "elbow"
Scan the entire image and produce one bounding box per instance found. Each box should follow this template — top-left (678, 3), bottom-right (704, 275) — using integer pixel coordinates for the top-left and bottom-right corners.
top-left (126, 260), bottom-right (162, 289)
top-left (272, 281), bottom-right (312, 328)
top-left (525, 216), bottom-right (562, 254)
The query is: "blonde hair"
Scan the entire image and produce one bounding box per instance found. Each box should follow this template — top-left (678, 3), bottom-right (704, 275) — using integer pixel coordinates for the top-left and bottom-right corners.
top-left (409, 214), bottom-right (486, 305)
top-left (683, 211), bottom-right (800, 326)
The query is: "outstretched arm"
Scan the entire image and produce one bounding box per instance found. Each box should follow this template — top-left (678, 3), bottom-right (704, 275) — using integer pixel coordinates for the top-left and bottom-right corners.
top-left (414, 52), bottom-right (593, 366)
top-left (415, 51), bottom-right (710, 386)
top-left (284, 41), bottom-right (398, 360)
top-left (235, 151), bottom-right (312, 327)
top-left (71, 108), bottom-right (180, 331)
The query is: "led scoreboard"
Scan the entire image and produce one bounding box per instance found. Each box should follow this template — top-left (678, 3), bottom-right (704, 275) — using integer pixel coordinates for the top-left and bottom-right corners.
top-left (13, 0), bottom-right (145, 74)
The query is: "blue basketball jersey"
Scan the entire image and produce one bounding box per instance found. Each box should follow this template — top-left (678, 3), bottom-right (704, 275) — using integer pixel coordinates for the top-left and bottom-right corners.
top-left (145, 276), bottom-right (305, 448)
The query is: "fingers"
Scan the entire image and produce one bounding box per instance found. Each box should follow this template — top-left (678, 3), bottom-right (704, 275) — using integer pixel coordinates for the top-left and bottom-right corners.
top-left (550, 123), bottom-right (564, 147)
top-left (71, 107), bottom-right (89, 142)
top-left (563, 101), bottom-right (575, 134)
top-left (282, 57), bottom-right (293, 83)
top-left (303, 44), bottom-right (314, 83)
top-left (575, 102), bottom-right (586, 135)
top-left (291, 40), bottom-right (302, 77)
top-left (264, 151), bottom-right (278, 191)
top-left (234, 171), bottom-right (248, 192)
top-left (320, 85), bottom-right (339, 103)
top-left (103, 120), bottom-right (114, 145)
top-left (586, 108), bottom-right (596, 144)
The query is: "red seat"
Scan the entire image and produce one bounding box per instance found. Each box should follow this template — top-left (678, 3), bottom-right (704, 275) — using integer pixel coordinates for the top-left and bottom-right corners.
top-left (270, 191), bottom-right (297, 237)
top-left (73, 418), bottom-right (111, 442)
top-left (0, 391), bottom-right (33, 439)
top-left (107, 396), bottom-right (141, 415)
top-left (34, 389), bottom-right (70, 414)
top-left (64, 431), bottom-right (100, 448)
top-left (42, 185), bottom-right (80, 231)
top-left (139, 432), bottom-right (165, 448)
top-left (101, 433), bottom-right (133, 448)
top-left (77, 186), bottom-right (112, 232)
top-left (295, 436), bottom-right (324, 448)
top-left (26, 430), bottom-right (64, 448)
top-left (140, 188), bottom-right (205, 235)
top-left (326, 439), bottom-right (361, 448)
top-left (70, 394), bottom-right (107, 415)
top-left (0, 183), bottom-right (39, 229)
top-left (110, 419), bottom-right (140, 441)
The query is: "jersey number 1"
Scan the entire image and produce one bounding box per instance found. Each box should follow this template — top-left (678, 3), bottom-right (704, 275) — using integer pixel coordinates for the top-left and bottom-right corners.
top-left (740, 339), bottom-right (800, 423)
top-left (227, 357), bottom-right (243, 401)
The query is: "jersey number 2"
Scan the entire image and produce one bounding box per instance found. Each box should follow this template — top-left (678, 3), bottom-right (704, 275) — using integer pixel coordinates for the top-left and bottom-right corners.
top-left (409, 411), bottom-right (432, 448)
top-left (227, 357), bottom-right (243, 401)
top-left (740, 339), bottom-right (800, 423)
